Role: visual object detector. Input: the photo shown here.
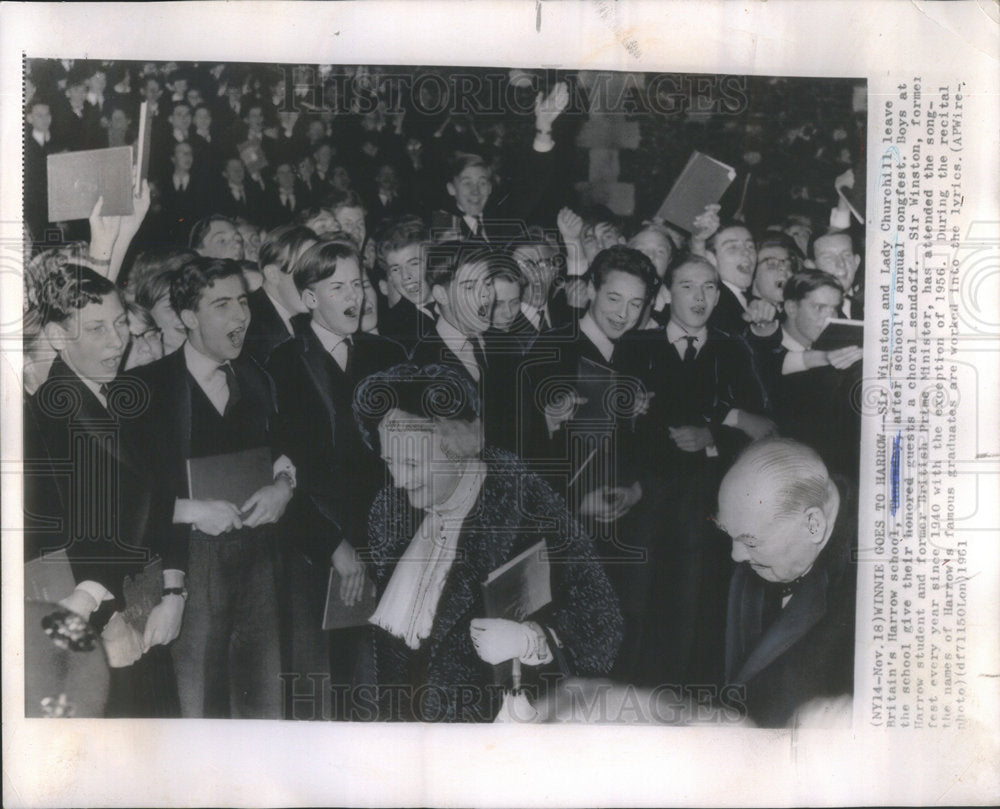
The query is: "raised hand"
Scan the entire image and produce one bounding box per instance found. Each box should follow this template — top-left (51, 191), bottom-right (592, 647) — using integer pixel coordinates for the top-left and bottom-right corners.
top-left (534, 81), bottom-right (570, 131)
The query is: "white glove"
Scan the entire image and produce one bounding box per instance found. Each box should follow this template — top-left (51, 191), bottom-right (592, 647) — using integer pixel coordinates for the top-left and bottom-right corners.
top-left (101, 611), bottom-right (145, 668)
top-left (470, 618), bottom-right (551, 665)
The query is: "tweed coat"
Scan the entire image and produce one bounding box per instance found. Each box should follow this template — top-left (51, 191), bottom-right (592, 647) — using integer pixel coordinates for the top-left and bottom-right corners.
top-left (359, 447), bottom-right (624, 722)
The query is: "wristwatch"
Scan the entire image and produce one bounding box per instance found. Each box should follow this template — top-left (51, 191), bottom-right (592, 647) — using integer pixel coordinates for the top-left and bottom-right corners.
top-left (162, 587), bottom-right (188, 601)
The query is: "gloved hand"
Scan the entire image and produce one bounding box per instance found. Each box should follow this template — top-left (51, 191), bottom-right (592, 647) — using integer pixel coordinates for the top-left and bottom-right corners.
top-left (469, 618), bottom-right (534, 665)
top-left (101, 611), bottom-right (145, 668)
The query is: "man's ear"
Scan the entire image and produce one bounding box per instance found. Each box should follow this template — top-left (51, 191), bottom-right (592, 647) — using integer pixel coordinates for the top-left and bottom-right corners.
top-left (378, 279), bottom-right (389, 297)
top-left (261, 263), bottom-right (282, 287)
top-left (804, 506), bottom-right (828, 545)
top-left (300, 287), bottom-right (318, 311)
top-left (43, 322), bottom-right (68, 352)
top-left (586, 280), bottom-right (597, 305)
top-left (704, 250), bottom-right (719, 268)
top-left (179, 308), bottom-right (199, 332)
top-left (851, 254), bottom-right (861, 271)
top-left (446, 182), bottom-right (456, 199)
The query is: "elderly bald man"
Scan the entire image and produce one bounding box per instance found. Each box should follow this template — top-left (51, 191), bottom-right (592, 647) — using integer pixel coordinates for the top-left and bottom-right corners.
top-left (716, 438), bottom-right (857, 728)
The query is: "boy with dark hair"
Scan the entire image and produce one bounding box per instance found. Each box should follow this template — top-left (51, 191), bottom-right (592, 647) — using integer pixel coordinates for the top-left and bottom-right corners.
top-left (410, 241), bottom-right (531, 451)
top-left (267, 241), bottom-right (404, 713)
top-left (189, 214), bottom-right (245, 261)
top-left (435, 82), bottom-right (570, 243)
top-left (620, 254), bottom-right (774, 689)
top-left (704, 220), bottom-right (757, 335)
top-left (24, 96), bottom-right (58, 240)
top-left (809, 229), bottom-right (864, 319)
top-left (485, 258), bottom-right (534, 352)
top-left (127, 256), bottom-right (295, 718)
top-left (750, 269), bottom-right (863, 480)
top-left (262, 161), bottom-right (306, 228)
top-left (242, 223), bottom-right (316, 365)
top-left (25, 263), bottom-right (175, 714)
top-left (54, 66), bottom-right (102, 151)
top-left (374, 215), bottom-right (436, 354)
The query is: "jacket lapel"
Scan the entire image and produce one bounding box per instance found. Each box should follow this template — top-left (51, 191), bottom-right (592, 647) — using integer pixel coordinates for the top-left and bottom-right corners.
top-left (298, 329), bottom-right (340, 443)
top-left (734, 567), bottom-right (830, 684)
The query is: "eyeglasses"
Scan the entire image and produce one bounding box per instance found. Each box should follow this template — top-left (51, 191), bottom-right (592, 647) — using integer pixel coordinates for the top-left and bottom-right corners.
top-left (757, 257), bottom-right (793, 271)
top-left (130, 327), bottom-right (162, 344)
top-left (519, 253), bottom-right (566, 272)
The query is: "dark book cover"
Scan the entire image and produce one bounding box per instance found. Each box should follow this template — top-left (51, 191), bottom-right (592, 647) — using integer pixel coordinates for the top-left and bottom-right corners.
top-left (120, 558), bottom-right (164, 632)
top-left (813, 318), bottom-right (864, 351)
top-left (574, 356), bottom-right (617, 425)
top-left (481, 539), bottom-right (553, 686)
top-left (655, 150), bottom-right (737, 233)
top-left (47, 146), bottom-right (134, 221)
top-left (24, 549), bottom-right (76, 603)
top-left (322, 568), bottom-right (378, 630)
top-left (186, 446), bottom-right (273, 515)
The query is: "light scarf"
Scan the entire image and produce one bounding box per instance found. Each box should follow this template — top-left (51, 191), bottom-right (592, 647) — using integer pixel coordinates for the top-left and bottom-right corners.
top-left (369, 460), bottom-right (486, 649)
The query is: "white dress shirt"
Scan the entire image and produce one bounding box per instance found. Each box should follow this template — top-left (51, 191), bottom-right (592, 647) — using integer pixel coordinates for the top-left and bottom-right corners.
top-left (436, 317), bottom-right (484, 381)
top-left (722, 280), bottom-right (749, 311)
top-left (578, 313), bottom-right (615, 363)
top-left (310, 320), bottom-right (352, 372)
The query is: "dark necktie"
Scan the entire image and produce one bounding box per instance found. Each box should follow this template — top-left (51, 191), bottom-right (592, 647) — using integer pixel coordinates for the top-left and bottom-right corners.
top-left (344, 338), bottom-right (354, 377)
top-left (538, 309), bottom-right (550, 334)
top-left (221, 363), bottom-right (241, 415)
top-left (99, 382), bottom-right (110, 401)
top-left (471, 339), bottom-right (489, 376)
top-left (682, 335), bottom-right (698, 364)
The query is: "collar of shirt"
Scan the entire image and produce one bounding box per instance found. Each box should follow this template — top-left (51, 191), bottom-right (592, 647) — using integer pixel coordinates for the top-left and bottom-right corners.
top-left (436, 316), bottom-right (482, 379)
top-left (841, 298), bottom-right (855, 319)
top-left (265, 289), bottom-right (296, 336)
top-left (87, 92), bottom-right (104, 107)
top-left (462, 213), bottom-right (482, 233)
top-left (75, 373), bottom-right (109, 409)
top-left (722, 280), bottom-right (749, 310)
top-left (32, 129), bottom-right (48, 147)
top-left (229, 183), bottom-right (243, 196)
top-left (173, 172), bottom-right (189, 190)
top-left (173, 129), bottom-right (187, 142)
top-left (781, 326), bottom-right (809, 353)
top-left (521, 302), bottom-right (548, 331)
top-left (310, 319), bottom-right (353, 355)
top-left (579, 313), bottom-right (615, 363)
top-left (184, 340), bottom-right (229, 412)
top-left (666, 320), bottom-right (708, 358)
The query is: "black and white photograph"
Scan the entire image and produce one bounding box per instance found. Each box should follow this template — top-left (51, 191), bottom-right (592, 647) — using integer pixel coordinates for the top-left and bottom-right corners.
top-left (19, 54), bottom-right (867, 724)
top-left (2, 2), bottom-right (998, 806)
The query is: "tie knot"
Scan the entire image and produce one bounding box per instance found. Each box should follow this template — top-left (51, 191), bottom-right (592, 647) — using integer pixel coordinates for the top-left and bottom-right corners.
top-left (99, 382), bottom-right (110, 398)
top-left (681, 334), bottom-right (698, 363)
top-left (769, 575), bottom-right (806, 600)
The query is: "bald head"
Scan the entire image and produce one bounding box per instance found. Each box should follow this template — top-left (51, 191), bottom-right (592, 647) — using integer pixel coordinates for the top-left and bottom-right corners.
top-left (717, 439), bottom-right (839, 583)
